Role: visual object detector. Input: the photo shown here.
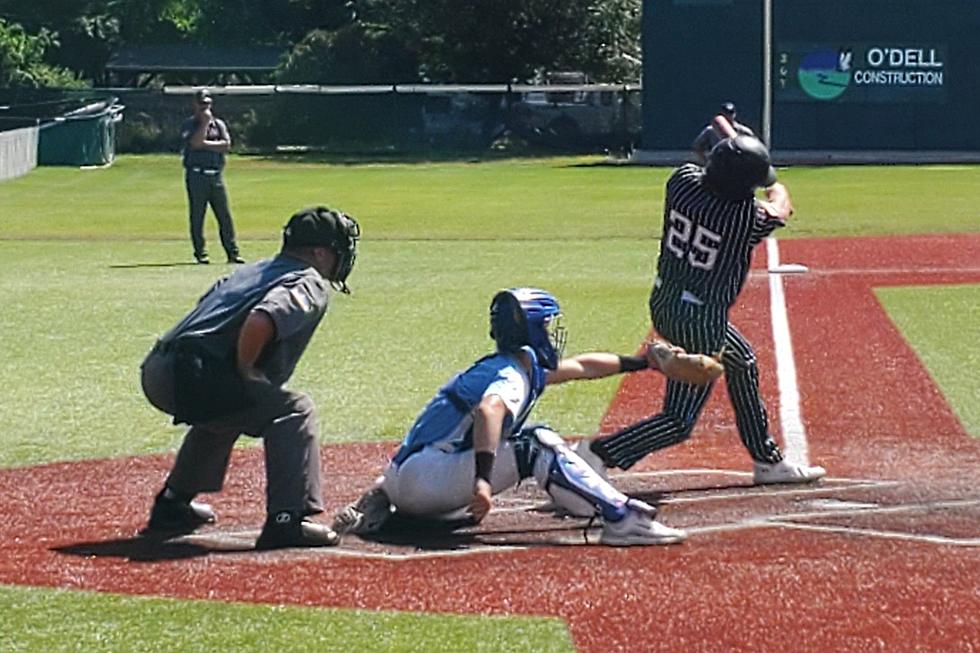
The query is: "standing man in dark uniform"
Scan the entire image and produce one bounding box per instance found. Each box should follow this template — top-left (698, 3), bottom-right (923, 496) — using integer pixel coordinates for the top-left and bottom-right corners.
top-left (140, 206), bottom-right (360, 549)
top-left (691, 102), bottom-right (756, 164)
top-left (582, 135), bottom-right (825, 484)
top-left (181, 88), bottom-right (244, 265)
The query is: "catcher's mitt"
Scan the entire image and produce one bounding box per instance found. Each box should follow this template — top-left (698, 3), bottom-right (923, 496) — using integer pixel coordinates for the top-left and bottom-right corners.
top-left (647, 341), bottom-right (724, 385)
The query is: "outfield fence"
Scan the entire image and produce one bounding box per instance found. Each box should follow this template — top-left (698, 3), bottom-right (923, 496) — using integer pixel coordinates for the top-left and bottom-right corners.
top-left (0, 121), bottom-right (39, 182)
top-left (116, 84), bottom-right (642, 155)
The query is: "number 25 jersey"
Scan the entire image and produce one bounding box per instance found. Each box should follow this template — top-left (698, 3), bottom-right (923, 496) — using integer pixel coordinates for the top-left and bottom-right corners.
top-left (654, 164), bottom-right (782, 310)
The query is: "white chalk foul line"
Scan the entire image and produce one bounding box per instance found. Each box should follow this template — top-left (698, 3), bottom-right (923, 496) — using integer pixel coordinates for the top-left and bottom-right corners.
top-left (769, 522), bottom-right (980, 547)
top-left (766, 237), bottom-right (809, 466)
top-left (689, 497), bottom-right (980, 547)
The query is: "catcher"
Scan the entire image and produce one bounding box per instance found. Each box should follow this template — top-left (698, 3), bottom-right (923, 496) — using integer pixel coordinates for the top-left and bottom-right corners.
top-left (332, 287), bottom-right (721, 546)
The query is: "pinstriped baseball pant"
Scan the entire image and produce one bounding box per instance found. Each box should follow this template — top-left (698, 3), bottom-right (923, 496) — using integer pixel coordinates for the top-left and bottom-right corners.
top-left (598, 292), bottom-right (783, 470)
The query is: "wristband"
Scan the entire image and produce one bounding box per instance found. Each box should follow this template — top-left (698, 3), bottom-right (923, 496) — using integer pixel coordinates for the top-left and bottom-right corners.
top-left (475, 451), bottom-right (495, 483)
top-left (618, 354), bottom-right (649, 373)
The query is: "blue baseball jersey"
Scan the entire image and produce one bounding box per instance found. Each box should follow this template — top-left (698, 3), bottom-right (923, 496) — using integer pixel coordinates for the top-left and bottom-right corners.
top-left (391, 347), bottom-right (548, 465)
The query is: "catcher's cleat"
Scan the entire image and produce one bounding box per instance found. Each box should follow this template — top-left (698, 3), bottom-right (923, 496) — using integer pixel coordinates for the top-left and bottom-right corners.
top-left (143, 491), bottom-right (216, 535)
top-left (753, 460), bottom-right (826, 485)
top-left (331, 487), bottom-right (392, 537)
top-left (255, 511), bottom-right (339, 550)
top-left (600, 499), bottom-right (686, 546)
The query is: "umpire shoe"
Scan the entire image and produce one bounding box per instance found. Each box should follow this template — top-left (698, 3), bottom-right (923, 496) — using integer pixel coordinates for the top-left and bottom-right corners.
top-left (600, 499), bottom-right (687, 546)
top-left (144, 491), bottom-right (216, 535)
top-left (227, 255), bottom-right (245, 264)
top-left (194, 252), bottom-right (210, 265)
top-left (753, 460), bottom-right (826, 485)
top-left (255, 511), bottom-right (339, 550)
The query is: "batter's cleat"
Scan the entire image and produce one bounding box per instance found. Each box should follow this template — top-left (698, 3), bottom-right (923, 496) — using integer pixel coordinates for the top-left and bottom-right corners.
top-left (143, 491), bottom-right (216, 535)
top-left (255, 511), bottom-right (339, 550)
top-left (572, 438), bottom-right (610, 482)
top-left (753, 460), bottom-right (826, 485)
top-left (331, 487), bottom-right (393, 537)
top-left (600, 499), bottom-right (687, 546)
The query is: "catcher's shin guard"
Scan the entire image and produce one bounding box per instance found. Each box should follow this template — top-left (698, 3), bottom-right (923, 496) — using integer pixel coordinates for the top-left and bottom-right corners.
top-left (518, 425), bottom-right (629, 521)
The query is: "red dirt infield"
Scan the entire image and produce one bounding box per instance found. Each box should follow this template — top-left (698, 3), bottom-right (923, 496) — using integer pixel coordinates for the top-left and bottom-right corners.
top-left (2, 234), bottom-right (979, 652)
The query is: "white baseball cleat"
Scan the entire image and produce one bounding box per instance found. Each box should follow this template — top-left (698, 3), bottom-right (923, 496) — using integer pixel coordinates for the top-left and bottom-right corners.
top-left (599, 499), bottom-right (687, 546)
top-left (572, 438), bottom-right (610, 482)
top-left (753, 460), bottom-right (826, 485)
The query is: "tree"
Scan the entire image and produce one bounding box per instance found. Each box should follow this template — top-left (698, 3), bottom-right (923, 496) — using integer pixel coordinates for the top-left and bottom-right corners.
top-left (0, 18), bottom-right (86, 88)
top-left (357, 0), bottom-right (641, 83)
top-left (277, 24), bottom-right (418, 84)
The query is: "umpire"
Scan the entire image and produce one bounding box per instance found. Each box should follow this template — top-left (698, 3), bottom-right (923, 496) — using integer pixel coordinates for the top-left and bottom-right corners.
top-left (140, 206), bottom-right (360, 549)
top-left (587, 135), bottom-right (825, 484)
top-left (181, 88), bottom-right (244, 265)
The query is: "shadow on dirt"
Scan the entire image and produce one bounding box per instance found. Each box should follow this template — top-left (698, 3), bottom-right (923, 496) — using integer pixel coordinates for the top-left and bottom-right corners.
top-left (52, 530), bottom-right (255, 562)
top-left (357, 513), bottom-right (481, 550)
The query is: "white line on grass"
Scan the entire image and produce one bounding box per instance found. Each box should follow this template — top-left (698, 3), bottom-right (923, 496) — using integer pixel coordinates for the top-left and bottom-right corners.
top-left (766, 237), bottom-right (809, 466)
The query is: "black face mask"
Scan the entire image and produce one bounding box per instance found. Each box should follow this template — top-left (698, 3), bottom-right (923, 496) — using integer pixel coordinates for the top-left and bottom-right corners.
top-left (327, 214), bottom-right (361, 295)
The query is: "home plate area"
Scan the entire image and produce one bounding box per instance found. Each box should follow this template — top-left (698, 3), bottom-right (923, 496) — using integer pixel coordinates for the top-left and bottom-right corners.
top-left (171, 469), bottom-right (980, 558)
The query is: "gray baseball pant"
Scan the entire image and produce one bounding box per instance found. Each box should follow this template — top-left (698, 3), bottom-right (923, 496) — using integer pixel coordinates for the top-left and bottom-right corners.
top-left (141, 346), bottom-right (323, 517)
top-left (185, 170), bottom-right (240, 259)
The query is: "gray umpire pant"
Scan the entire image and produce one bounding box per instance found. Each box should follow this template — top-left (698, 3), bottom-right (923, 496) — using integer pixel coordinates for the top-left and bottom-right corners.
top-left (598, 290), bottom-right (784, 470)
top-left (185, 169), bottom-right (240, 259)
top-left (141, 346), bottom-right (323, 517)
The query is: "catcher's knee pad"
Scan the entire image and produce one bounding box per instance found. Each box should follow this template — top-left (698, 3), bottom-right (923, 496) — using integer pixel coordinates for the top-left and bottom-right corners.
top-left (510, 423), bottom-right (562, 480)
top-left (528, 432), bottom-right (629, 521)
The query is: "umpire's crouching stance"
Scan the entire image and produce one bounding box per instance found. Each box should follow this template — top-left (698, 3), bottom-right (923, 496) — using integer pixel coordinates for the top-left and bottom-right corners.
top-left (140, 206), bottom-right (360, 549)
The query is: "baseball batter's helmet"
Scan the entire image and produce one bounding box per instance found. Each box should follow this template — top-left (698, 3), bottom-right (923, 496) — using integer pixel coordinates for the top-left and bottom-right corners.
top-left (720, 102), bottom-right (736, 117)
top-left (282, 206), bottom-right (361, 293)
top-left (489, 287), bottom-right (567, 370)
top-left (704, 135), bottom-right (778, 200)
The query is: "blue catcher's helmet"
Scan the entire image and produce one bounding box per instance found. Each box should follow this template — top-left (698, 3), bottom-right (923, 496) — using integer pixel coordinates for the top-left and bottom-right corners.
top-left (489, 287), bottom-right (567, 369)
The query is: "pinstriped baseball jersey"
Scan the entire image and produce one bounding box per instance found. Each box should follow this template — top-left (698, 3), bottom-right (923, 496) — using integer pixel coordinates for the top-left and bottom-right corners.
top-left (656, 164), bottom-right (780, 311)
top-left (592, 164), bottom-right (785, 470)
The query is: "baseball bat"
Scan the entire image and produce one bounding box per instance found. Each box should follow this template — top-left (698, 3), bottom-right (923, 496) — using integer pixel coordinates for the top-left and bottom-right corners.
top-left (712, 114), bottom-right (738, 140)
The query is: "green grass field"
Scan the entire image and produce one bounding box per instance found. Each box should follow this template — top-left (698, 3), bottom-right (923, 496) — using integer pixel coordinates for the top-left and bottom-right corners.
top-left (0, 585), bottom-right (572, 653)
top-left (1, 154), bottom-right (978, 651)
top-left (877, 284), bottom-right (980, 435)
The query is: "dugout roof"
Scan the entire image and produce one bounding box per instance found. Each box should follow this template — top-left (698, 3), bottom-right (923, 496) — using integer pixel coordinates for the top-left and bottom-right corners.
top-left (106, 45), bottom-right (287, 87)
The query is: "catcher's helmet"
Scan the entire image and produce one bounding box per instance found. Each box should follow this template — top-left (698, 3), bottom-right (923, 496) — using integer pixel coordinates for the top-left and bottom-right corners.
top-left (283, 206), bottom-right (361, 293)
top-left (704, 135), bottom-right (778, 200)
top-left (489, 287), bottom-right (567, 370)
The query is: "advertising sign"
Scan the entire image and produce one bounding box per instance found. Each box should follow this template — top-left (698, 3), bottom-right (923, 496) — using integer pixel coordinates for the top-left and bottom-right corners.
top-left (775, 44), bottom-right (947, 103)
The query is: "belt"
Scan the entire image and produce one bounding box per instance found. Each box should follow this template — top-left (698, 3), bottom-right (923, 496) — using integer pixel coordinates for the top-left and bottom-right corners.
top-left (188, 167), bottom-right (221, 176)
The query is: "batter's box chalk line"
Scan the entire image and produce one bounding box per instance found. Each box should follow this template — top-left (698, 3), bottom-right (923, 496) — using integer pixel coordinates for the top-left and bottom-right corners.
top-left (169, 529), bottom-right (528, 560)
top-left (168, 474), bottom-right (977, 560)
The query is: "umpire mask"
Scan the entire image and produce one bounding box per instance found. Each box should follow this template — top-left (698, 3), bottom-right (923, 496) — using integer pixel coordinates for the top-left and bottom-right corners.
top-left (283, 206), bottom-right (361, 294)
